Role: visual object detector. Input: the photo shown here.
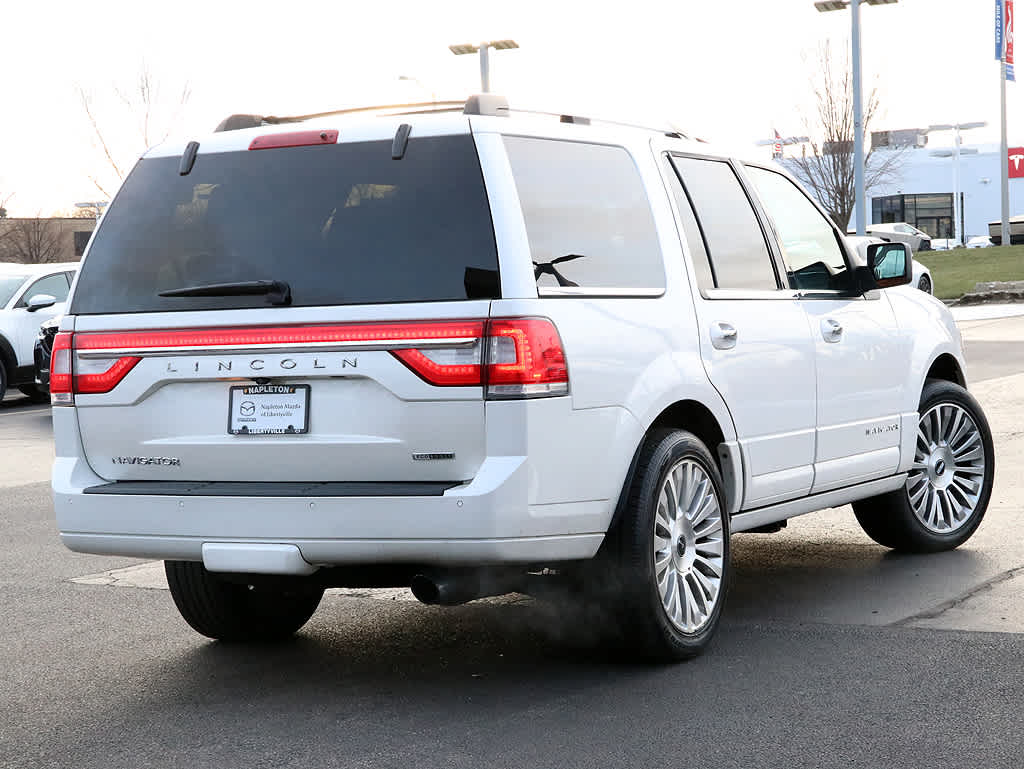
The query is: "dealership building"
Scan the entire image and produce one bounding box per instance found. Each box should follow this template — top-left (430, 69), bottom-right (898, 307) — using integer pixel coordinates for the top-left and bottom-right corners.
top-left (784, 128), bottom-right (1024, 244)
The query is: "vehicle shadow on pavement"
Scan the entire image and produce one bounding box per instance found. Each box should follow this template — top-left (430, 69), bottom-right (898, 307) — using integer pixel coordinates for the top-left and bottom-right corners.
top-left (728, 532), bottom-right (991, 625)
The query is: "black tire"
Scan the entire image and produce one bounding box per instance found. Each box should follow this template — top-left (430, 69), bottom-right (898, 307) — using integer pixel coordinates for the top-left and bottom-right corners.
top-left (17, 384), bottom-right (50, 404)
top-left (0, 359), bottom-right (6, 403)
top-left (165, 560), bottom-right (324, 642)
top-left (853, 379), bottom-right (994, 553)
top-left (601, 429), bottom-right (730, 662)
top-left (918, 274), bottom-right (933, 294)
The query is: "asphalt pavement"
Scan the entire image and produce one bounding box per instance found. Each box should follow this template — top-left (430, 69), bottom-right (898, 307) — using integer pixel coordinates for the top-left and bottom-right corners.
top-left (1, 309), bottom-right (1022, 769)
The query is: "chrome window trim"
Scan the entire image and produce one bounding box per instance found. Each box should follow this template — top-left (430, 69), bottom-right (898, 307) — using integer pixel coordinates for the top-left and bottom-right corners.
top-left (537, 286), bottom-right (665, 298)
top-left (702, 288), bottom-right (802, 301)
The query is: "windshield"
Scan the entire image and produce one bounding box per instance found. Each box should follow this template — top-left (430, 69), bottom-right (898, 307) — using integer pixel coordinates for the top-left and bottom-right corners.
top-left (0, 274), bottom-right (28, 307)
top-left (71, 134), bottom-right (499, 314)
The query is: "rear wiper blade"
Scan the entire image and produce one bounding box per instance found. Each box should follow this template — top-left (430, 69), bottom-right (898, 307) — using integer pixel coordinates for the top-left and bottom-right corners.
top-left (158, 280), bottom-right (292, 305)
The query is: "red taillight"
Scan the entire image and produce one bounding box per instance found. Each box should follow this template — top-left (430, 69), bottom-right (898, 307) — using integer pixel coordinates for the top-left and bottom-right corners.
top-left (390, 317), bottom-right (568, 397)
top-left (248, 130), bottom-right (338, 150)
top-left (485, 318), bottom-right (569, 398)
top-left (49, 331), bottom-right (141, 405)
top-left (73, 321), bottom-right (486, 351)
top-left (60, 318), bottom-right (568, 400)
top-left (49, 332), bottom-right (74, 404)
top-left (75, 356), bottom-right (142, 394)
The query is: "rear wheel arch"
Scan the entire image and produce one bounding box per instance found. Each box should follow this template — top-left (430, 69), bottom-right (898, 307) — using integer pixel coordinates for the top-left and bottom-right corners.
top-left (608, 400), bottom-right (732, 534)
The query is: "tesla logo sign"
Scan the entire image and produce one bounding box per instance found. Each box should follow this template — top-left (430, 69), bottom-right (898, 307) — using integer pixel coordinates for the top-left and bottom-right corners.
top-left (1010, 147), bottom-right (1024, 178)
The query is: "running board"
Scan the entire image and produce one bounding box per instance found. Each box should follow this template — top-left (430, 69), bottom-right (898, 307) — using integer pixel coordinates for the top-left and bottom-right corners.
top-left (730, 474), bottom-right (906, 533)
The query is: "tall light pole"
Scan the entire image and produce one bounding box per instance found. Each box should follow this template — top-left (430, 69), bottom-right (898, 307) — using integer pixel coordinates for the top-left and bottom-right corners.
top-left (928, 122), bottom-right (987, 244)
top-left (449, 40), bottom-right (519, 93)
top-left (815, 0), bottom-right (899, 235)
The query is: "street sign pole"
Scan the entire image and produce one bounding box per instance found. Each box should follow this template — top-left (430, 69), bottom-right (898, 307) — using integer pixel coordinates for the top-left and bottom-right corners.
top-left (1000, 0), bottom-right (1012, 245)
top-left (852, 0), bottom-right (867, 235)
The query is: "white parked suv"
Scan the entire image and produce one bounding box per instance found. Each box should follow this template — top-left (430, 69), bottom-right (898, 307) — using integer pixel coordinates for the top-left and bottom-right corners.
top-left (51, 96), bottom-right (995, 660)
top-left (0, 262), bottom-right (78, 402)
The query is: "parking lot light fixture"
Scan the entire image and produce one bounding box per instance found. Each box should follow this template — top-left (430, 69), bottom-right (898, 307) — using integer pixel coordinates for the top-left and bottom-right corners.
top-left (815, 0), bottom-right (899, 235)
top-left (74, 201), bottom-right (108, 221)
top-left (449, 40), bottom-right (519, 93)
top-left (928, 122), bottom-right (988, 245)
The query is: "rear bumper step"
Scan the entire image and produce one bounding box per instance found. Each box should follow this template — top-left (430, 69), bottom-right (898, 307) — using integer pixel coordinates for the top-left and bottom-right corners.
top-left (83, 480), bottom-right (463, 497)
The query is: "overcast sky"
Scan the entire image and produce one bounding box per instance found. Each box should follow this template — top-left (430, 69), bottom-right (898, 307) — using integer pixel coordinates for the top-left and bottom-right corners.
top-left (1, 0), bottom-right (1015, 215)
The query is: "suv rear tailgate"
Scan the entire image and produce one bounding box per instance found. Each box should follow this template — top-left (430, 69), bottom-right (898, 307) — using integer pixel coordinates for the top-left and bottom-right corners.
top-left (66, 123), bottom-right (501, 486)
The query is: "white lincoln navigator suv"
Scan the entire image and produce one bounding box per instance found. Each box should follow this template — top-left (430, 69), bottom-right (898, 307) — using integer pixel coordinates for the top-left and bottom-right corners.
top-left (52, 95), bottom-right (994, 660)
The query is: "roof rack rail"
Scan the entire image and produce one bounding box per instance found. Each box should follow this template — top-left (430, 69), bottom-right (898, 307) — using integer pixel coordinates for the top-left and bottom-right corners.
top-left (213, 100), bottom-right (468, 132)
top-left (211, 96), bottom-right (695, 140)
top-left (504, 107), bottom-right (689, 139)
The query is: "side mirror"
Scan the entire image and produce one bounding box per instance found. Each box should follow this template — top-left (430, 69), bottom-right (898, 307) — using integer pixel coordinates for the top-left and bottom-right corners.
top-left (25, 294), bottom-right (57, 312)
top-left (866, 242), bottom-right (912, 289)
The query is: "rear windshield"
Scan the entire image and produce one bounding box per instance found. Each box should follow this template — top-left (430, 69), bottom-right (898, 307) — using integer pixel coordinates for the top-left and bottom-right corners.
top-left (71, 134), bottom-right (499, 314)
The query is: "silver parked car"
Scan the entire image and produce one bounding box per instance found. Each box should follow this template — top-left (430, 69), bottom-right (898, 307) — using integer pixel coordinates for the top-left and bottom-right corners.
top-left (863, 222), bottom-right (933, 253)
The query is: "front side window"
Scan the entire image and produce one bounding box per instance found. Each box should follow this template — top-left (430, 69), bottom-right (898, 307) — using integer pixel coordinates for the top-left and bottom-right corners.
top-left (744, 166), bottom-right (850, 292)
top-left (504, 137), bottom-right (665, 292)
top-left (670, 156), bottom-right (778, 291)
top-left (18, 273), bottom-right (70, 307)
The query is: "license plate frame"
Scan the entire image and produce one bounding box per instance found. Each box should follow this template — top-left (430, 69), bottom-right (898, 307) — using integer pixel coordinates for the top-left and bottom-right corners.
top-left (228, 384), bottom-right (311, 436)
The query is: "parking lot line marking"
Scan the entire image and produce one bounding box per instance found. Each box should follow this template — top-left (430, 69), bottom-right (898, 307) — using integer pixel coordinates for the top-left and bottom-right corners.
top-left (69, 560), bottom-right (421, 601)
top-left (0, 407), bottom-right (51, 418)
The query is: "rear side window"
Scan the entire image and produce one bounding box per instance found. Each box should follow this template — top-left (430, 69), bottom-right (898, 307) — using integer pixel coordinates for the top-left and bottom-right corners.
top-left (71, 134), bottom-right (499, 314)
top-left (669, 156), bottom-right (778, 291)
top-left (504, 137), bottom-right (664, 293)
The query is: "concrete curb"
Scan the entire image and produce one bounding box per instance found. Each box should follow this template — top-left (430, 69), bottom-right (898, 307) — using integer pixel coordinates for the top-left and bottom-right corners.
top-left (945, 281), bottom-right (1024, 307)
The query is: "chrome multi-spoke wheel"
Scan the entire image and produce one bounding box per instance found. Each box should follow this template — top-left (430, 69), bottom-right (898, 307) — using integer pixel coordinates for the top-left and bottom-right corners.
top-left (908, 403), bottom-right (986, 534)
top-left (653, 459), bottom-right (725, 634)
top-left (854, 380), bottom-right (994, 553)
top-left (604, 429), bottom-right (730, 661)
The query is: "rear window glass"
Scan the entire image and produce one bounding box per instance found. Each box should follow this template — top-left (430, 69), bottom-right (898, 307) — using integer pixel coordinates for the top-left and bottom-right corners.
top-left (71, 134), bottom-right (499, 314)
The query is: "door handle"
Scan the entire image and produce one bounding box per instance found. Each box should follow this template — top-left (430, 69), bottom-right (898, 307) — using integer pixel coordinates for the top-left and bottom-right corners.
top-left (821, 318), bottom-right (843, 343)
top-left (711, 321), bottom-right (738, 350)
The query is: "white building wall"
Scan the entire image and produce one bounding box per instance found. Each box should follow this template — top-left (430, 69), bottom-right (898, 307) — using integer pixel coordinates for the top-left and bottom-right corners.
top-left (784, 144), bottom-right (1024, 241)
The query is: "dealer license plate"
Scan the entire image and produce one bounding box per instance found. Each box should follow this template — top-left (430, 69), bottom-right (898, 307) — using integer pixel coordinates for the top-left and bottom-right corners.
top-left (228, 384), bottom-right (310, 435)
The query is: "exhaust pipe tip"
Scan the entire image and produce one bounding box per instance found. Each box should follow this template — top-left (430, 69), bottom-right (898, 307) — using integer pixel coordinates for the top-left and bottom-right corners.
top-left (410, 569), bottom-right (526, 606)
top-left (410, 574), bottom-right (443, 605)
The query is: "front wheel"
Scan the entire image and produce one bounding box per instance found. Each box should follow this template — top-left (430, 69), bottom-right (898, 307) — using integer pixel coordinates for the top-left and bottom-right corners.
top-left (853, 379), bottom-right (994, 552)
top-left (918, 273), bottom-right (933, 295)
top-left (165, 560), bottom-right (324, 642)
top-left (603, 429), bottom-right (730, 662)
top-left (18, 384), bottom-right (50, 403)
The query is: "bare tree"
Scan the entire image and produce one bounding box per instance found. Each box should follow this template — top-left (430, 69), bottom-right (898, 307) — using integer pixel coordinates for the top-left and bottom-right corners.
top-left (0, 191), bottom-right (11, 219)
top-left (788, 42), bottom-right (902, 229)
top-left (78, 64), bottom-right (191, 196)
top-left (0, 218), bottom-right (65, 264)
